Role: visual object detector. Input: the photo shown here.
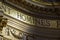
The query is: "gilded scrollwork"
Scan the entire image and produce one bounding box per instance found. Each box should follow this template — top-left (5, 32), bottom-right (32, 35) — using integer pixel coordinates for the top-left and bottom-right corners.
top-left (5, 27), bottom-right (10, 36)
top-left (10, 28), bottom-right (24, 39)
top-left (4, 27), bottom-right (36, 40)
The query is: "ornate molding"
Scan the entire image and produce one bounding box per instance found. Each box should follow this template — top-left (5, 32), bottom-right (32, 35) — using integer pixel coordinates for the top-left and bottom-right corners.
top-left (3, 0), bottom-right (60, 19)
top-left (2, 4), bottom-right (60, 28)
top-left (0, 1), bottom-right (60, 40)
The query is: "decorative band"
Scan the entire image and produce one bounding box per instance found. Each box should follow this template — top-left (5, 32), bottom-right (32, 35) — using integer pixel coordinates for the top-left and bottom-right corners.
top-left (1, 4), bottom-right (60, 28)
top-left (4, 0), bottom-right (60, 19)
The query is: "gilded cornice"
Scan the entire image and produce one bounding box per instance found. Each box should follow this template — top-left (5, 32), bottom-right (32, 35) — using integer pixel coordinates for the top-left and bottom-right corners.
top-left (4, 0), bottom-right (60, 13)
top-left (3, 0), bottom-right (60, 19)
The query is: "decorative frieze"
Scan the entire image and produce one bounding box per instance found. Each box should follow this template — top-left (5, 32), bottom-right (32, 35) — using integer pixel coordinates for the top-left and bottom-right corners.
top-left (0, 1), bottom-right (60, 40)
top-left (4, 0), bottom-right (60, 16)
top-left (0, 3), bottom-right (60, 28)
